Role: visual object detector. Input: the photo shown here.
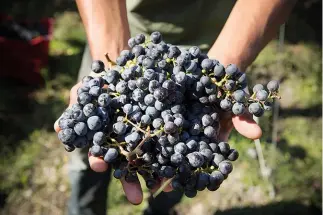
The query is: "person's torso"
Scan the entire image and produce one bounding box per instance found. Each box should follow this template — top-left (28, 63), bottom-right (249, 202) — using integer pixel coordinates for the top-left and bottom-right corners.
top-left (126, 0), bottom-right (236, 51)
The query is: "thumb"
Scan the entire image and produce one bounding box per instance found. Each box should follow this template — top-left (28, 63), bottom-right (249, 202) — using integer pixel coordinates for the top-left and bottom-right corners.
top-left (232, 113), bottom-right (262, 140)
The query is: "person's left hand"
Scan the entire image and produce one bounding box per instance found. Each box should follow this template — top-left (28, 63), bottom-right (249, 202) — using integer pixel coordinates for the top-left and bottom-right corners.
top-left (54, 82), bottom-right (173, 205)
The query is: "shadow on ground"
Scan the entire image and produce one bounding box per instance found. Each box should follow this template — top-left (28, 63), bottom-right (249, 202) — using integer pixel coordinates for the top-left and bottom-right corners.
top-left (214, 201), bottom-right (321, 215)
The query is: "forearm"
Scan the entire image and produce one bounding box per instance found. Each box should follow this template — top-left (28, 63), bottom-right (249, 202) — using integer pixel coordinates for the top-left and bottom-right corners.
top-left (208, 0), bottom-right (297, 71)
top-left (76, 0), bottom-right (130, 63)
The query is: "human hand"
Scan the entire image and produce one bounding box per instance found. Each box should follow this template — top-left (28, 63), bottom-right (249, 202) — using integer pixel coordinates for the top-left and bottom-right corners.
top-left (54, 82), bottom-right (173, 205)
top-left (205, 52), bottom-right (262, 142)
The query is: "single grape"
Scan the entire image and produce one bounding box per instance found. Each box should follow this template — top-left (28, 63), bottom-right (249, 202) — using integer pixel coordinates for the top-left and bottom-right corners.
top-left (87, 116), bottom-right (102, 131)
top-left (196, 172), bottom-right (210, 191)
top-left (174, 117), bottom-right (184, 127)
top-left (77, 92), bottom-right (92, 105)
top-left (93, 131), bottom-right (106, 145)
top-left (220, 98), bottom-right (232, 111)
top-left (150, 31), bottom-right (162, 44)
top-left (58, 118), bottom-right (75, 129)
top-left (162, 80), bottom-right (176, 91)
top-left (209, 143), bottom-right (219, 153)
top-left (212, 153), bottom-right (225, 166)
top-left (225, 64), bottom-right (239, 77)
top-left (113, 122), bottom-right (127, 135)
top-left (135, 33), bottom-right (145, 44)
top-left (252, 84), bottom-right (264, 93)
top-left (186, 139), bottom-right (198, 152)
top-left (136, 77), bottom-right (149, 90)
top-left (90, 145), bottom-right (103, 157)
top-left (267, 80), bottom-right (280, 92)
top-left (167, 46), bottom-right (180, 58)
top-left (157, 153), bottom-right (169, 165)
top-left (64, 144), bottom-right (75, 152)
top-left (219, 161), bottom-right (233, 175)
top-left (116, 55), bottom-right (127, 66)
top-left (213, 62), bottom-right (225, 78)
top-left (148, 80), bottom-right (160, 93)
top-left (58, 128), bottom-right (76, 144)
top-left (248, 102), bottom-right (263, 115)
top-left (91, 60), bottom-right (105, 73)
top-left (163, 166), bottom-right (176, 178)
top-left (142, 57), bottom-right (155, 69)
top-left (232, 102), bottom-right (245, 115)
top-left (158, 135), bottom-right (169, 146)
top-left (200, 148), bottom-right (213, 162)
top-left (189, 46), bottom-right (201, 58)
top-left (123, 103), bottom-right (133, 115)
top-left (88, 77), bottom-right (103, 88)
top-left (256, 89), bottom-right (269, 101)
top-left (218, 142), bottom-right (230, 155)
top-left (227, 149), bottom-right (239, 161)
top-left (224, 79), bottom-right (236, 91)
top-left (116, 81), bottom-right (128, 94)
top-left (201, 114), bottom-right (214, 127)
top-left (113, 169), bottom-right (125, 179)
top-left (132, 88), bottom-right (145, 102)
top-left (204, 126), bottom-right (217, 139)
top-left (132, 45), bottom-right (145, 57)
top-left (174, 142), bottom-right (188, 154)
top-left (186, 152), bottom-right (205, 168)
top-left (97, 93), bottom-right (111, 107)
top-left (104, 148), bottom-right (119, 163)
top-left (201, 59), bottom-right (214, 71)
top-left (128, 37), bottom-right (137, 48)
top-left (209, 170), bottom-right (224, 187)
top-left (141, 114), bottom-right (152, 125)
top-left (83, 103), bottom-right (96, 117)
top-left (153, 87), bottom-right (168, 101)
top-left (232, 90), bottom-right (246, 102)
top-left (74, 122), bottom-right (87, 136)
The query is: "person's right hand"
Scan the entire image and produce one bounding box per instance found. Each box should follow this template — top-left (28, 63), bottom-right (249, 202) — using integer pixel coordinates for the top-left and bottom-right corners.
top-left (54, 82), bottom-right (173, 205)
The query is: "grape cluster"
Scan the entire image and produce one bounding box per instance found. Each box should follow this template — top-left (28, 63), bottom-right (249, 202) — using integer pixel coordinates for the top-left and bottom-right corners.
top-left (56, 32), bottom-right (280, 198)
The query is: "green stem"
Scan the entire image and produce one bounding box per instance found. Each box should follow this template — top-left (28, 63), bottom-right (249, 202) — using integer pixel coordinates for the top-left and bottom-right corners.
top-left (153, 177), bottom-right (174, 198)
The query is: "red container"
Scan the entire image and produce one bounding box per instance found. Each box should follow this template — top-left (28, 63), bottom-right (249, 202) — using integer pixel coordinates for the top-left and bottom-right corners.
top-left (0, 15), bottom-right (54, 86)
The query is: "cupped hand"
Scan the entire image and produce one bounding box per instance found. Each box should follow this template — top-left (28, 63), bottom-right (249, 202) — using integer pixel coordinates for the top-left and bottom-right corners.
top-left (54, 82), bottom-right (145, 205)
top-left (218, 108), bottom-right (262, 142)
top-left (54, 82), bottom-right (173, 205)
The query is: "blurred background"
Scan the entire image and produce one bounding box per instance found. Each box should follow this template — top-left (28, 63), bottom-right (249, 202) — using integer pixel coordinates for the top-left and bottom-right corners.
top-left (0, 0), bottom-right (321, 215)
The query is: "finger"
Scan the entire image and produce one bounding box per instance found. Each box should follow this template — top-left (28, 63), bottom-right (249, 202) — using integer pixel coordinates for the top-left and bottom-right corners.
top-left (121, 178), bottom-right (143, 205)
top-left (232, 113), bottom-right (262, 140)
top-left (54, 120), bottom-right (61, 133)
top-left (218, 114), bottom-right (234, 142)
top-left (88, 152), bottom-right (109, 172)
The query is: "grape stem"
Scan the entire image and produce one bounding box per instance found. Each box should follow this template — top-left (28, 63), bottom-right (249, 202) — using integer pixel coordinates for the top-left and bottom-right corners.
top-left (110, 138), bottom-right (130, 157)
top-left (123, 118), bottom-right (146, 133)
top-left (109, 92), bottom-right (120, 97)
top-left (211, 74), bottom-right (228, 87)
top-left (104, 53), bottom-right (116, 69)
top-left (152, 177), bottom-right (174, 198)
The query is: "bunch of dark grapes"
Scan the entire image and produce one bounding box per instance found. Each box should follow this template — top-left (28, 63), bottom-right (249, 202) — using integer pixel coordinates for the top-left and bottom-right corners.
top-left (56, 32), bottom-right (280, 198)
